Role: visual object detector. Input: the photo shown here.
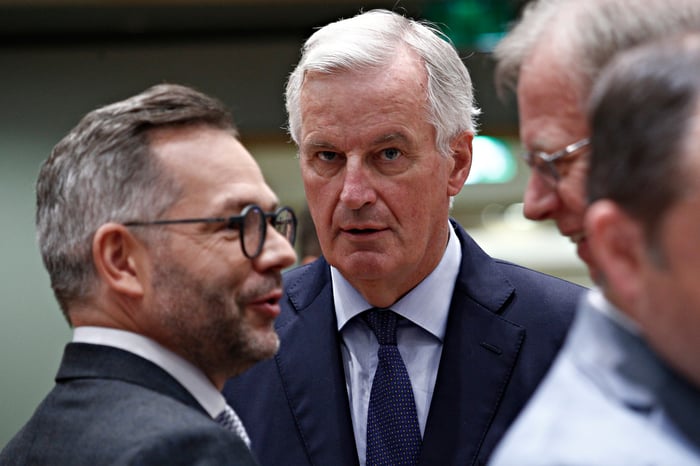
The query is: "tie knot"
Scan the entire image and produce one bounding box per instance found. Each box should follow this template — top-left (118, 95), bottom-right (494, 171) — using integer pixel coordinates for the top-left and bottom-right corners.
top-left (363, 309), bottom-right (398, 346)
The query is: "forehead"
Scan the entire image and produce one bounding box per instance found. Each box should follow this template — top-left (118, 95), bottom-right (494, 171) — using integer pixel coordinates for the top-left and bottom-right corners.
top-left (517, 49), bottom-right (589, 150)
top-left (298, 48), bottom-right (430, 141)
top-left (149, 125), bottom-right (278, 210)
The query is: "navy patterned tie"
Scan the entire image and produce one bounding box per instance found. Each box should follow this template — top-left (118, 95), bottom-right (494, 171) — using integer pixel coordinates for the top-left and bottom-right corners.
top-left (363, 309), bottom-right (422, 466)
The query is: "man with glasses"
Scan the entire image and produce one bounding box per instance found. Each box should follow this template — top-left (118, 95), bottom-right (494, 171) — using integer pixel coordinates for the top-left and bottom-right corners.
top-left (490, 0), bottom-right (700, 463)
top-left (491, 33), bottom-right (700, 465)
top-left (493, 0), bottom-right (700, 273)
top-left (0, 83), bottom-right (296, 465)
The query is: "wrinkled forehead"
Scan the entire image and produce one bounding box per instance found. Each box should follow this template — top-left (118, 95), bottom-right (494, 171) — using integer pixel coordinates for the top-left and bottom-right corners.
top-left (150, 125), bottom-right (277, 209)
top-left (517, 42), bottom-right (590, 139)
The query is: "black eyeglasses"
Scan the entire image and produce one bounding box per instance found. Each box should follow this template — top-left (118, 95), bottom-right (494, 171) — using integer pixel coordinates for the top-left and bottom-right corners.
top-left (125, 204), bottom-right (297, 259)
top-left (521, 137), bottom-right (590, 187)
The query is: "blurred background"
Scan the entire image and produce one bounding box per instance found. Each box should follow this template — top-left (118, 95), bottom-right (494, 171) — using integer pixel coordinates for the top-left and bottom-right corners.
top-left (0, 0), bottom-right (589, 447)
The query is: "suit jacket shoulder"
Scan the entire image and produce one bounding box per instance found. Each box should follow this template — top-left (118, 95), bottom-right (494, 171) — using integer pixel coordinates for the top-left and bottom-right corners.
top-left (225, 221), bottom-right (583, 466)
top-left (0, 343), bottom-right (258, 466)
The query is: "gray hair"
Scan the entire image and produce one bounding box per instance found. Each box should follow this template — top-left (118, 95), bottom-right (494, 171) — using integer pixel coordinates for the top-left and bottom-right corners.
top-left (587, 33), bottom-right (700, 259)
top-left (494, 0), bottom-right (700, 99)
top-left (36, 83), bottom-right (236, 317)
top-left (285, 8), bottom-right (479, 156)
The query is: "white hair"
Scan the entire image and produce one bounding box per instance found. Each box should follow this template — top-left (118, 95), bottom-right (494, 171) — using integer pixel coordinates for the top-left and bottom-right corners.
top-left (285, 9), bottom-right (480, 157)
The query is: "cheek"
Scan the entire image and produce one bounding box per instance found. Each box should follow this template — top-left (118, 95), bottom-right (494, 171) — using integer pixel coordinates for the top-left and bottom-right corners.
top-left (303, 176), bottom-right (337, 218)
top-left (205, 253), bottom-right (253, 296)
top-left (558, 174), bottom-right (588, 215)
top-left (390, 182), bottom-right (440, 236)
top-left (664, 245), bottom-right (700, 303)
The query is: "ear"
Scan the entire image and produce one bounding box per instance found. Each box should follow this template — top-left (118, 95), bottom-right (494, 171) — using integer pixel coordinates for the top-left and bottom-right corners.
top-left (585, 200), bottom-right (647, 306)
top-left (447, 131), bottom-right (473, 196)
top-left (92, 223), bottom-right (147, 299)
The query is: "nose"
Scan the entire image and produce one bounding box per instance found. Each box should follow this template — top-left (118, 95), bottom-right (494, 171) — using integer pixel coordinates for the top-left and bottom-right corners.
top-left (254, 224), bottom-right (297, 271)
top-left (339, 158), bottom-right (376, 210)
top-left (522, 171), bottom-right (559, 221)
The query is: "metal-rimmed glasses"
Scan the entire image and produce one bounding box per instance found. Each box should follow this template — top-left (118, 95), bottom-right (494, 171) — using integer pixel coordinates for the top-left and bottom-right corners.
top-left (125, 204), bottom-right (297, 259)
top-left (521, 137), bottom-right (590, 187)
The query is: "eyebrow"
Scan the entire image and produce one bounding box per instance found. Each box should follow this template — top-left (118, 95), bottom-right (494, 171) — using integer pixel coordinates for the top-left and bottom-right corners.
top-left (219, 198), bottom-right (279, 215)
top-left (302, 132), bottom-right (410, 151)
top-left (302, 140), bottom-right (338, 151)
top-left (372, 132), bottom-right (410, 146)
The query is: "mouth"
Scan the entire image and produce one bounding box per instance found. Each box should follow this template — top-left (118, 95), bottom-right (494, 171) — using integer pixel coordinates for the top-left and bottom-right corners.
top-left (344, 228), bottom-right (382, 235)
top-left (340, 224), bottom-right (388, 236)
top-left (569, 232), bottom-right (586, 244)
top-left (568, 232), bottom-right (594, 267)
top-left (248, 289), bottom-right (283, 319)
top-left (250, 289), bottom-right (282, 305)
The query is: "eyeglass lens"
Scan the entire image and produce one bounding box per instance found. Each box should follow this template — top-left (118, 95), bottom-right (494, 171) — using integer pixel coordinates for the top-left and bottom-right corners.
top-left (240, 206), bottom-right (297, 259)
top-left (273, 208), bottom-right (296, 244)
top-left (531, 156), bottom-right (560, 186)
top-left (241, 206), bottom-right (265, 259)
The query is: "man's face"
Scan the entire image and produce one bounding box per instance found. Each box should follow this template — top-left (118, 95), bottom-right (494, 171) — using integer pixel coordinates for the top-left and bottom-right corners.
top-left (297, 47), bottom-right (471, 307)
top-left (587, 113), bottom-right (700, 389)
top-left (517, 48), bottom-right (593, 268)
top-left (633, 132), bottom-right (700, 387)
top-left (143, 126), bottom-right (296, 387)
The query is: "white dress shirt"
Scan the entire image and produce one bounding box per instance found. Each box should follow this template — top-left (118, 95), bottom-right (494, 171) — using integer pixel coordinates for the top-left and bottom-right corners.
top-left (333, 222), bottom-right (461, 465)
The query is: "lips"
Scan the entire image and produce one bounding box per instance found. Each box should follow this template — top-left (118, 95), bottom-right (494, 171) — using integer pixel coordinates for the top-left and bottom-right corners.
top-left (569, 231), bottom-right (586, 244)
top-left (570, 234), bottom-right (593, 267)
top-left (344, 228), bottom-right (382, 235)
top-left (340, 222), bottom-right (388, 235)
top-left (248, 289), bottom-right (283, 319)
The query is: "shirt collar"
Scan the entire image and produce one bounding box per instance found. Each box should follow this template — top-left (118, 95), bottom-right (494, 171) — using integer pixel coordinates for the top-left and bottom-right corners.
top-left (332, 222), bottom-right (461, 341)
top-left (72, 326), bottom-right (226, 418)
top-left (588, 286), bottom-right (641, 335)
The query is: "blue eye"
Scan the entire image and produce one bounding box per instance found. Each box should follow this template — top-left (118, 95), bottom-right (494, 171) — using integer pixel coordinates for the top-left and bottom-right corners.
top-left (318, 151), bottom-right (339, 161)
top-left (381, 148), bottom-right (401, 160)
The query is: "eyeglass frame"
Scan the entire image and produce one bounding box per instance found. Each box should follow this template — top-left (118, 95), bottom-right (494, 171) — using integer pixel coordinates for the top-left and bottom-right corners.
top-left (124, 204), bottom-right (297, 259)
top-left (521, 137), bottom-right (591, 186)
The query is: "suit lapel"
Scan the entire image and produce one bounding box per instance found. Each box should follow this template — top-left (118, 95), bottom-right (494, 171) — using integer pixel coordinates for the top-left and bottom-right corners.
top-left (278, 225), bottom-right (528, 466)
top-left (275, 259), bottom-right (359, 466)
top-left (420, 224), bottom-right (525, 466)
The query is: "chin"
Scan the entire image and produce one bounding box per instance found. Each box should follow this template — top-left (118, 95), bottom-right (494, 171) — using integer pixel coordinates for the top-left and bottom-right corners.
top-left (335, 251), bottom-right (394, 279)
top-left (252, 332), bottom-right (281, 360)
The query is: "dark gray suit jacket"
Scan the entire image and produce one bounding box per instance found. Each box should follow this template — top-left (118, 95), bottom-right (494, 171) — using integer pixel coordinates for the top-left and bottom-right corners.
top-left (224, 221), bottom-right (584, 466)
top-left (0, 343), bottom-right (259, 465)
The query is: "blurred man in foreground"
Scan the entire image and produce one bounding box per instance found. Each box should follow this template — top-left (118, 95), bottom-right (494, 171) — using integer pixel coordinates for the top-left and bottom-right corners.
top-left (491, 33), bottom-right (700, 465)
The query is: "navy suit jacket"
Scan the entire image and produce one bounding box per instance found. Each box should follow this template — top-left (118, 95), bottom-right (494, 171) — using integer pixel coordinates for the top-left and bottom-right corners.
top-left (224, 221), bottom-right (583, 466)
top-left (1, 343), bottom-right (258, 466)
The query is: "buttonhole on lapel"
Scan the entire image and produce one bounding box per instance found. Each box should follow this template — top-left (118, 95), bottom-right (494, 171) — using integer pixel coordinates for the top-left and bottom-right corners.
top-left (480, 342), bottom-right (503, 355)
top-left (625, 401), bottom-right (654, 415)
